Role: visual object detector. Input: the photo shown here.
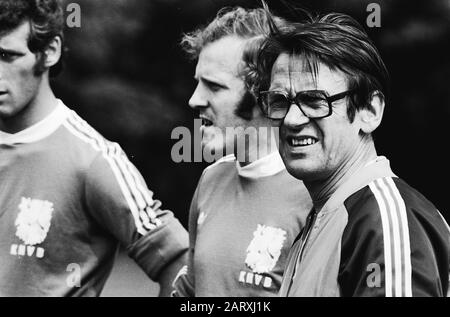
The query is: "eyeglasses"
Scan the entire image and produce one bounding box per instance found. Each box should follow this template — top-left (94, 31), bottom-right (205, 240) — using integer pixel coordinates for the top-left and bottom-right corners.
top-left (259, 89), bottom-right (354, 120)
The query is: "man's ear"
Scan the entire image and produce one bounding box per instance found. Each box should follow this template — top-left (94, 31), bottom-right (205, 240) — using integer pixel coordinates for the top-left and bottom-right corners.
top-left (358, 90), bottom-right (385, 134)
top-left (43, 36), bottom-right (62, 68)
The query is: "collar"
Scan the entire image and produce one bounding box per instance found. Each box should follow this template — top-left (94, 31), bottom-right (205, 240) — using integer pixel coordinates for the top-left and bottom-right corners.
top-left (0, 100), bottom-right (69, 145)
top-left (321, 156), bottom-right (397, 213)
top-left (236, 150), bottom-right (286, 179)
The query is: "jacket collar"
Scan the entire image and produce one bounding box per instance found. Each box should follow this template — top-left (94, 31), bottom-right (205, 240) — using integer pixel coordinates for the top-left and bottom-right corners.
top-left (321, 156), bottom-right (397, 214)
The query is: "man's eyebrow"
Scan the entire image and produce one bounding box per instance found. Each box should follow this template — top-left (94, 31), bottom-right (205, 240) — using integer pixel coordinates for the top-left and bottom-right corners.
top-left (200, 76), bottom-right (228, 88)
top-left (0, 46), bottom-right (25, 55)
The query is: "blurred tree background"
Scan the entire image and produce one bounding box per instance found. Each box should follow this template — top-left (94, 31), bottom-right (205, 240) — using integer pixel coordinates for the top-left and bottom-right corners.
top-left (55, 0), bottom-right (450, 228)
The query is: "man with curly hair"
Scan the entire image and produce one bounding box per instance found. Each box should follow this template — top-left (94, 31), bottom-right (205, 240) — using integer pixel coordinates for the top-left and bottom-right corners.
top-left (171, 6), bottom-right (311, 297)
top-left (0, 0), bottom-right (188, 296)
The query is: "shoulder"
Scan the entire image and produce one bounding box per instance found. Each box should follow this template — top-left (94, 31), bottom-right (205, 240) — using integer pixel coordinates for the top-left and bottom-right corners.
top-left (343, 176), bottom-right (440, 230)
top-left (346, 176), bottom-right (447, 233)
top-left (60, 108), bottom-right (135, 186)
top-left (200, 155), bottom-right (236, 184)
top-left (204, 154), bottom-right (236, 173)
top-left (343, 175), bottom-right (449, 261)
top-left (341, 176), bottom-right (421, 254)
top-left (341, 180), bottom-right (386, 250)
top-left (61, 108), bottom-right (125, 163)
top-left (389, 177), bottom-right (442, 222)
top-left (189, 155), bottom-right (236, 206)
top-left (62, 108), bottom-right (114, 152)
top-left (342, 176), bottom-right (450, 296)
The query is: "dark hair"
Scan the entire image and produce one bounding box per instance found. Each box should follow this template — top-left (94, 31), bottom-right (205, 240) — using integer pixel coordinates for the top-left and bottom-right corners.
top-left (181, 6), bottom-right (287, 120)
top-left (251, 12), bottom-right (390, 122)
top-left (0, 0), bottom-right (65, 77)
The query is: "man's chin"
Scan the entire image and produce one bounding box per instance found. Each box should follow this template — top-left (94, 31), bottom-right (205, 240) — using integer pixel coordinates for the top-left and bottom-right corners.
top-left (0, 106), bottom-right (15, 119)
top-left (284, 160), bottom-right (320, 182)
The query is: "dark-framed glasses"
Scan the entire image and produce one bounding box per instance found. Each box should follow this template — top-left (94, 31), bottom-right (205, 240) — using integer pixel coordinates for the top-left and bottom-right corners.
top-left (259, 89), bottom-right (354, 120)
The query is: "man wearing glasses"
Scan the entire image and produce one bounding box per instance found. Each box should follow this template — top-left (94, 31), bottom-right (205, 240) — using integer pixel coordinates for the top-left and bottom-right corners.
top-left (251, 12), bottom-right (450, 296)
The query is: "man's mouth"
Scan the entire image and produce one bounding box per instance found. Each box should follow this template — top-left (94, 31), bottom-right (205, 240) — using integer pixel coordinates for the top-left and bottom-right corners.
top-left (287, 136), bottom-right (318, 147)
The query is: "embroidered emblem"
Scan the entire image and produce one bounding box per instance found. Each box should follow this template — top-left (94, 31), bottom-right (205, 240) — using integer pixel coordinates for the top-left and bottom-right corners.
top-left (245, 224), bottom-right (287, 274)
top-left (15, 197), bottom-right (54, 246)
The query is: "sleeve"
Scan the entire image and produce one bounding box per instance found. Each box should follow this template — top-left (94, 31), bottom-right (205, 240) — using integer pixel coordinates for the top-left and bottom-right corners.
top-left (437, 210), bottom-right (450, 297)
top-left (84, 143), bottom-right (188, 281)
top-left (171, 173), bottom-right (204, 297)
top-left (339, 185), bottom-right (450, 297)
top-left (338, 195), bottom-right (391, 297)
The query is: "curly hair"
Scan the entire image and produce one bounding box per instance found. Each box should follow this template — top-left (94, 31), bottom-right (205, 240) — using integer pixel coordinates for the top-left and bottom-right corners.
top-left (181, 7), bottom-right (283, 59)
top-left (0, 0), bottom-right (65, 77)
top-left (250, 11), bottom-right (390, 122)
top-left (181, 6), bottom-right (288, 120)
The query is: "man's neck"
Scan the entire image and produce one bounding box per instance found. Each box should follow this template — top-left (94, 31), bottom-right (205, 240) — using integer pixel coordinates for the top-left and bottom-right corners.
top-left (0, 76), bottom-right (58, 134)
top-left (236, 125), bottom-right (278, 167)
top-left (305, 138), bottom-right (378, 211)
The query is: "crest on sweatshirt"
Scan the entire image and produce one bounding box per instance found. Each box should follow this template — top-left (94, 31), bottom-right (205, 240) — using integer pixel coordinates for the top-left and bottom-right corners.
top-left (15, 197), bottom-right (54, 246)
top-left (245, 224), bottom-right (287, 274)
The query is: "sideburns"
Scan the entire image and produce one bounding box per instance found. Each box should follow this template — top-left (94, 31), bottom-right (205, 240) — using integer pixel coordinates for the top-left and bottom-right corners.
top-left (33, 52), bottom-right (47, 76)
top-left (233, 90), bottom-right (257, 121)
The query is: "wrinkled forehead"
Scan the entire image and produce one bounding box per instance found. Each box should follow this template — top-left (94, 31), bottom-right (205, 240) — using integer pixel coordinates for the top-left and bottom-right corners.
top-left (269, 52), bottom-right (348, 92)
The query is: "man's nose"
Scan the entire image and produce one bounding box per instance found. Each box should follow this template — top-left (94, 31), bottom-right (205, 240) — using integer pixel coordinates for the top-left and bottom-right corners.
top-left (188, 84), bottom-right (208, 110)
top-left (282, 103), bottom-right (310, 127)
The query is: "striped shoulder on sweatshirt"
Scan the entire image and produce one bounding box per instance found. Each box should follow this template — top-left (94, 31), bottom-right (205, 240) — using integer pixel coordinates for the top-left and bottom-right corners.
top-left (340, 176), bottom-right (449, 297)
top-left (62, 110), bottom-right (162, 235)
top-left (202, 154), bottom-right (236, 179)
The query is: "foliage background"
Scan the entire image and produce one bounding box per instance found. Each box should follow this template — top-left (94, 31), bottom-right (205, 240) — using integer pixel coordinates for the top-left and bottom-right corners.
top-left (53, 0), bottom-right (450, 295)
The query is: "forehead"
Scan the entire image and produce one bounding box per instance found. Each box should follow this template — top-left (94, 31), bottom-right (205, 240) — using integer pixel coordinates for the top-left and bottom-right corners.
top-left (196, 36), bottom-right (247, 79)
top-left (269, 53), bottom-right (347, 92)
top-left (0, 21), bottom-right (31, 50)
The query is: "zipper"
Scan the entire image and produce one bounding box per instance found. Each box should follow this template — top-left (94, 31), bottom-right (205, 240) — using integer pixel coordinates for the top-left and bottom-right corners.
top-left (286, 208), bottom-right (317, 295)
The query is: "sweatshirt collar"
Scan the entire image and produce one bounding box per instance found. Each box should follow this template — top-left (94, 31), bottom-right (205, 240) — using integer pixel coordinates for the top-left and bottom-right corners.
top-left (0, 100), bottom-right (68, 145)
top-left (236, 150), bottom-right (286, 179)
